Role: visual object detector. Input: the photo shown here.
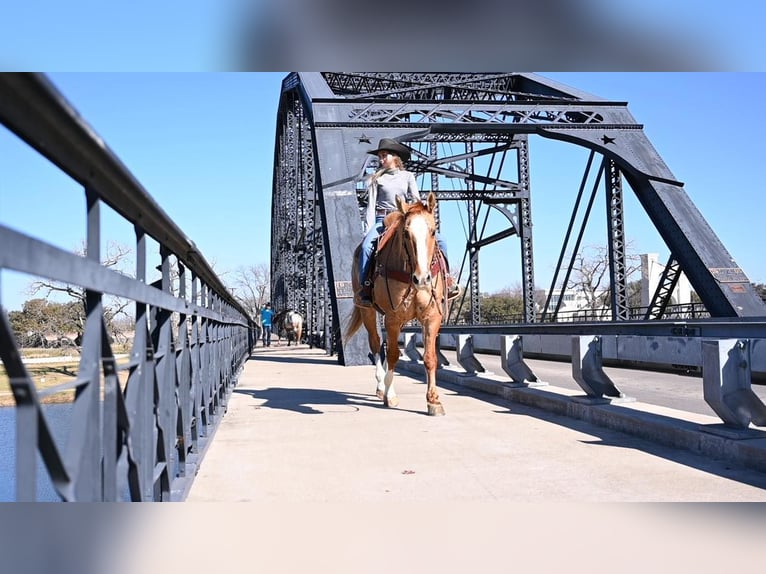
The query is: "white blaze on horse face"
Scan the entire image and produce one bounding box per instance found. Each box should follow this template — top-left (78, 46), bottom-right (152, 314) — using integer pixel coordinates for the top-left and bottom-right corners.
top-left (409, 216), bottom-right (431, 287)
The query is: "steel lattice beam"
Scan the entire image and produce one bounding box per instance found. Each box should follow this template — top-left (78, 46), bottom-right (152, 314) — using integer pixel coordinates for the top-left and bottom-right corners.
top-left (605, 159), bottom-right (629, 320)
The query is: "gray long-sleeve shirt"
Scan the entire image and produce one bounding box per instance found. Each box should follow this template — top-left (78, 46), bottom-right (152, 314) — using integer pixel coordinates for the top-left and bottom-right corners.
top-left (364, 169), bottom-right (421, 230)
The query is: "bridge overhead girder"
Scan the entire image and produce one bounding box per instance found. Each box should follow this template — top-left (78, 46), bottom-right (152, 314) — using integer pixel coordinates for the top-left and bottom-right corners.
top-left (272, 73), bottom-right (765, 366)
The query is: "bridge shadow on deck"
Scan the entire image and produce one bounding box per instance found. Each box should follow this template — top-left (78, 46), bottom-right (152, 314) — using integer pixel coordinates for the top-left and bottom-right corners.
top-left (239, 349), bottom-right (766, 495)
top-left (248, 353), bottom-right (327, 365)
top-left (238, 349), bottom-right (428, 416)
top-left (233, 386), bottom-right (426, 417)
top-left (423, 373), bottom-right (766, 492)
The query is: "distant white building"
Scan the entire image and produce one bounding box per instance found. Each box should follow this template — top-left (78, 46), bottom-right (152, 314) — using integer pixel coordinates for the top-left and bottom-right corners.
top-left (640, 253), bottom-right (691, 307)
top-left (544, 253), bottom-right (692, 317)
top-left (545, 289), bottom-right (594, 314)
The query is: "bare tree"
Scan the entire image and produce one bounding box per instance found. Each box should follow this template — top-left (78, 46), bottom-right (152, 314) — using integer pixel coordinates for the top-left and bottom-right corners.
top-left (567, 243), bottom-right (642, 311)
top-left (229, 263), bottom-right (270, 318)
top-left (26, 241), bottom-right (134, 343)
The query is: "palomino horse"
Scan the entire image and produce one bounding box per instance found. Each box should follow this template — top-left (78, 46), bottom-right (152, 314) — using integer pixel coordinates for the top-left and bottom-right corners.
top-left (273, 309), bottom-right (304, 346)
top-left (346, 192), bottom-right (448, 416)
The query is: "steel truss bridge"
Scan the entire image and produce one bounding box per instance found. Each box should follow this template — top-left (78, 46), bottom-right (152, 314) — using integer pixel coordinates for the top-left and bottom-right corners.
top-left (271, 72), bottom-right (766, 438)
top-left (1, 72), bottom-right (765, 502)
top-left (270, 72), bottom-right (766, 365)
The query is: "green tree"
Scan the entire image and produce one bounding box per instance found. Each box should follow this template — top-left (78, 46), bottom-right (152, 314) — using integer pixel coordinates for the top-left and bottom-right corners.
top-left (9, 299), bottom-right (82, 347)
top-left (453, 286), bottom-right (527, 324)
top-left (481, 288), bottom-right (525, 323)
top-left (627, 279), bottom-right (642, 308)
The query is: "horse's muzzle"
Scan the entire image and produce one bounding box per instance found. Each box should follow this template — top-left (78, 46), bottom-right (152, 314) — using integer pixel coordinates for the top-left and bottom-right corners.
top-left (411, 272), bottom-right (433, 289)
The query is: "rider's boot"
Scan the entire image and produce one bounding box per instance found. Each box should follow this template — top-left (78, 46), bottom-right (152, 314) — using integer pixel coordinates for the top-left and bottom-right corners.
top-left (357, 246), bottom-right (376, 308)
top-left (356, 281), bottom-right (373, 308)
top-left (446, 276), bottom-right (461, 300)
top-left (441, 253), bottom-right (461, 300)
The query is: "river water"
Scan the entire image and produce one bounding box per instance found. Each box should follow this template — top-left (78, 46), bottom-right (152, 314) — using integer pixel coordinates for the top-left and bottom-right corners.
top-left (0, 403), bottom-right (72, 502)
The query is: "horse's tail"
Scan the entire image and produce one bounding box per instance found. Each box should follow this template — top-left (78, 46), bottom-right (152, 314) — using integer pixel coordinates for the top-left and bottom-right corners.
top-left (344, 305), bottom-right (363, 340)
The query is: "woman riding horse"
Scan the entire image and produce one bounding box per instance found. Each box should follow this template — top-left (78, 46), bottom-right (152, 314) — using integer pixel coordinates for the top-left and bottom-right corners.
top-left (357, 138), bottom-right (459, 307)
top-left (346, 192), bottom-right (449, 416)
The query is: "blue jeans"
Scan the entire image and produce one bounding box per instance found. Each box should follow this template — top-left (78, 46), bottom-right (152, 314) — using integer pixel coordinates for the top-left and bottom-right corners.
top-left (359, 215), bottom-right (449, 286)
top-left (262, 325), bottom-right (272, 346)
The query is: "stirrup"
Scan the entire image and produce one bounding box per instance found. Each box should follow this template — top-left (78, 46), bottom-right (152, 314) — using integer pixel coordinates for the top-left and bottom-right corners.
top-left (447, 284), bottom-right (461, 300)
top-left (356, 286), bottom-right (373, 308)
top-left (445, 275), bottom-right (461, 300)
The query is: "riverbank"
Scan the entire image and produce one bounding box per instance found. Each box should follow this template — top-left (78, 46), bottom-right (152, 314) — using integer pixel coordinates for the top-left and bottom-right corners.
top-left (0, 353), bottom-right (130, 407)
top-left (0, 390), bottom-right (74, 408)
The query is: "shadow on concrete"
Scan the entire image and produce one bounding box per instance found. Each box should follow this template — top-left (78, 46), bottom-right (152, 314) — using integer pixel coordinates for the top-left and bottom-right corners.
top-left (240, 351), bottom-right (766, 492)
top-left (247, 353), bottom-right (334, 367)
top-left (233, 386), bottom-right (425, 416)
top-left (428, 375), bottom-right (766, 492)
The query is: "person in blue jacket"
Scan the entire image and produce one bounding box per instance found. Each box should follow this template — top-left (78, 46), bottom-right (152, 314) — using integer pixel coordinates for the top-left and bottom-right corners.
top-left (260, 302), bottom-right (275, 346)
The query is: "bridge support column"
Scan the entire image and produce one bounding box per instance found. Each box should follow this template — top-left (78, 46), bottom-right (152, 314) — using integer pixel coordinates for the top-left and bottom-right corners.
top-left (571, 336), bottom-right (625, 400)
top-left (403, 333), bottom-right (422, 362)
top-left (702, 339), bottom-right (766, 429)
top-left (435, 337), bottom-right (450, 368)
top-left (456, 334), bottom-right (486, 375)
top-left (500, 335), bottom-right (544, 387)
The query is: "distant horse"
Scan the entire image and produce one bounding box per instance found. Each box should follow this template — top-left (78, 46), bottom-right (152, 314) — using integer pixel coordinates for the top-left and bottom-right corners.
top-left (346, 192), bottom-right (449, 416)
top-left (273, 309), bottom-right (304, 346)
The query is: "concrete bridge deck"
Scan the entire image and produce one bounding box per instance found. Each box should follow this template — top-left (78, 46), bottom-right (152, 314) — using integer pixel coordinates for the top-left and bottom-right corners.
top-left (186, 345), bottom-right (766, 503)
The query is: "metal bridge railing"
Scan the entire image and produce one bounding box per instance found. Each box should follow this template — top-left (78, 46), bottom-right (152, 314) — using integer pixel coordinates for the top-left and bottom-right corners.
top-left (0, 73), bottom-right (255, 501)
top-left (457, 302), bottom-right (712, 325)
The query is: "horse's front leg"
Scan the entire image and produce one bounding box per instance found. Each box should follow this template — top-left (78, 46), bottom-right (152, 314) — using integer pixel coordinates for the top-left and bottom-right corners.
top-left (382, 325), bottom-right (401, 408)
top-left (422, 323), bottom-right (444, 416)
top-left (373, 351), bottom-right (386, 399)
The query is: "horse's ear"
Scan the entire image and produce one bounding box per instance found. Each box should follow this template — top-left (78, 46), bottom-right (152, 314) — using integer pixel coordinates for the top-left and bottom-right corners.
top-left (427, 192), bottom-right (437, 212)
top-left (396, 194), bottom-right (408, 213)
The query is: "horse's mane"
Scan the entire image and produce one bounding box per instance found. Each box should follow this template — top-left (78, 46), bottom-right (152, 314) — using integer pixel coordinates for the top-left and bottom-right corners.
top-left (404, 200), bottom-right (429, 215)
top-left (379, 200), bottom-right (431, 250)
top-left (383, 198), bottom-right (430, 227)
top-left (273, 309), bottom-right (287, 324)
top-left (383, 210), bottom-right (403, 228)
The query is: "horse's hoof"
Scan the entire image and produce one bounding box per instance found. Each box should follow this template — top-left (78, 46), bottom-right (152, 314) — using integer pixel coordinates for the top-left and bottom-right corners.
top-left (376, 390), bottom-right (385, 400)
top-left (427, 403), bottom-right (445, 416)
top-left (384, 396), bottom-right (400, 408)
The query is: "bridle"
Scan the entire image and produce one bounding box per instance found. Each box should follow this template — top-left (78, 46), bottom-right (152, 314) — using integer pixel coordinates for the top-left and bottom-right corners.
top-left (380, 209), bottom-right (443, 314)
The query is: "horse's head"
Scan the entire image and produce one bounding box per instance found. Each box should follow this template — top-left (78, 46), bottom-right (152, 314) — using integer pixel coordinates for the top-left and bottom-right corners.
top-left (395, 192), bottom-right (438, 291)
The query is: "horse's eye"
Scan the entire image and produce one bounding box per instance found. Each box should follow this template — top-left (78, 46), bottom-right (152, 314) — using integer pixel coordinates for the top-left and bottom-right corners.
top-left (430, 229), bottom-right (436, 237)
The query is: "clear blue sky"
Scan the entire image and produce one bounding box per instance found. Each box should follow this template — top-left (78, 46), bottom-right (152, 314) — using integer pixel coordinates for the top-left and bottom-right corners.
top-left (1, 73), bottom-right (765, 312)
